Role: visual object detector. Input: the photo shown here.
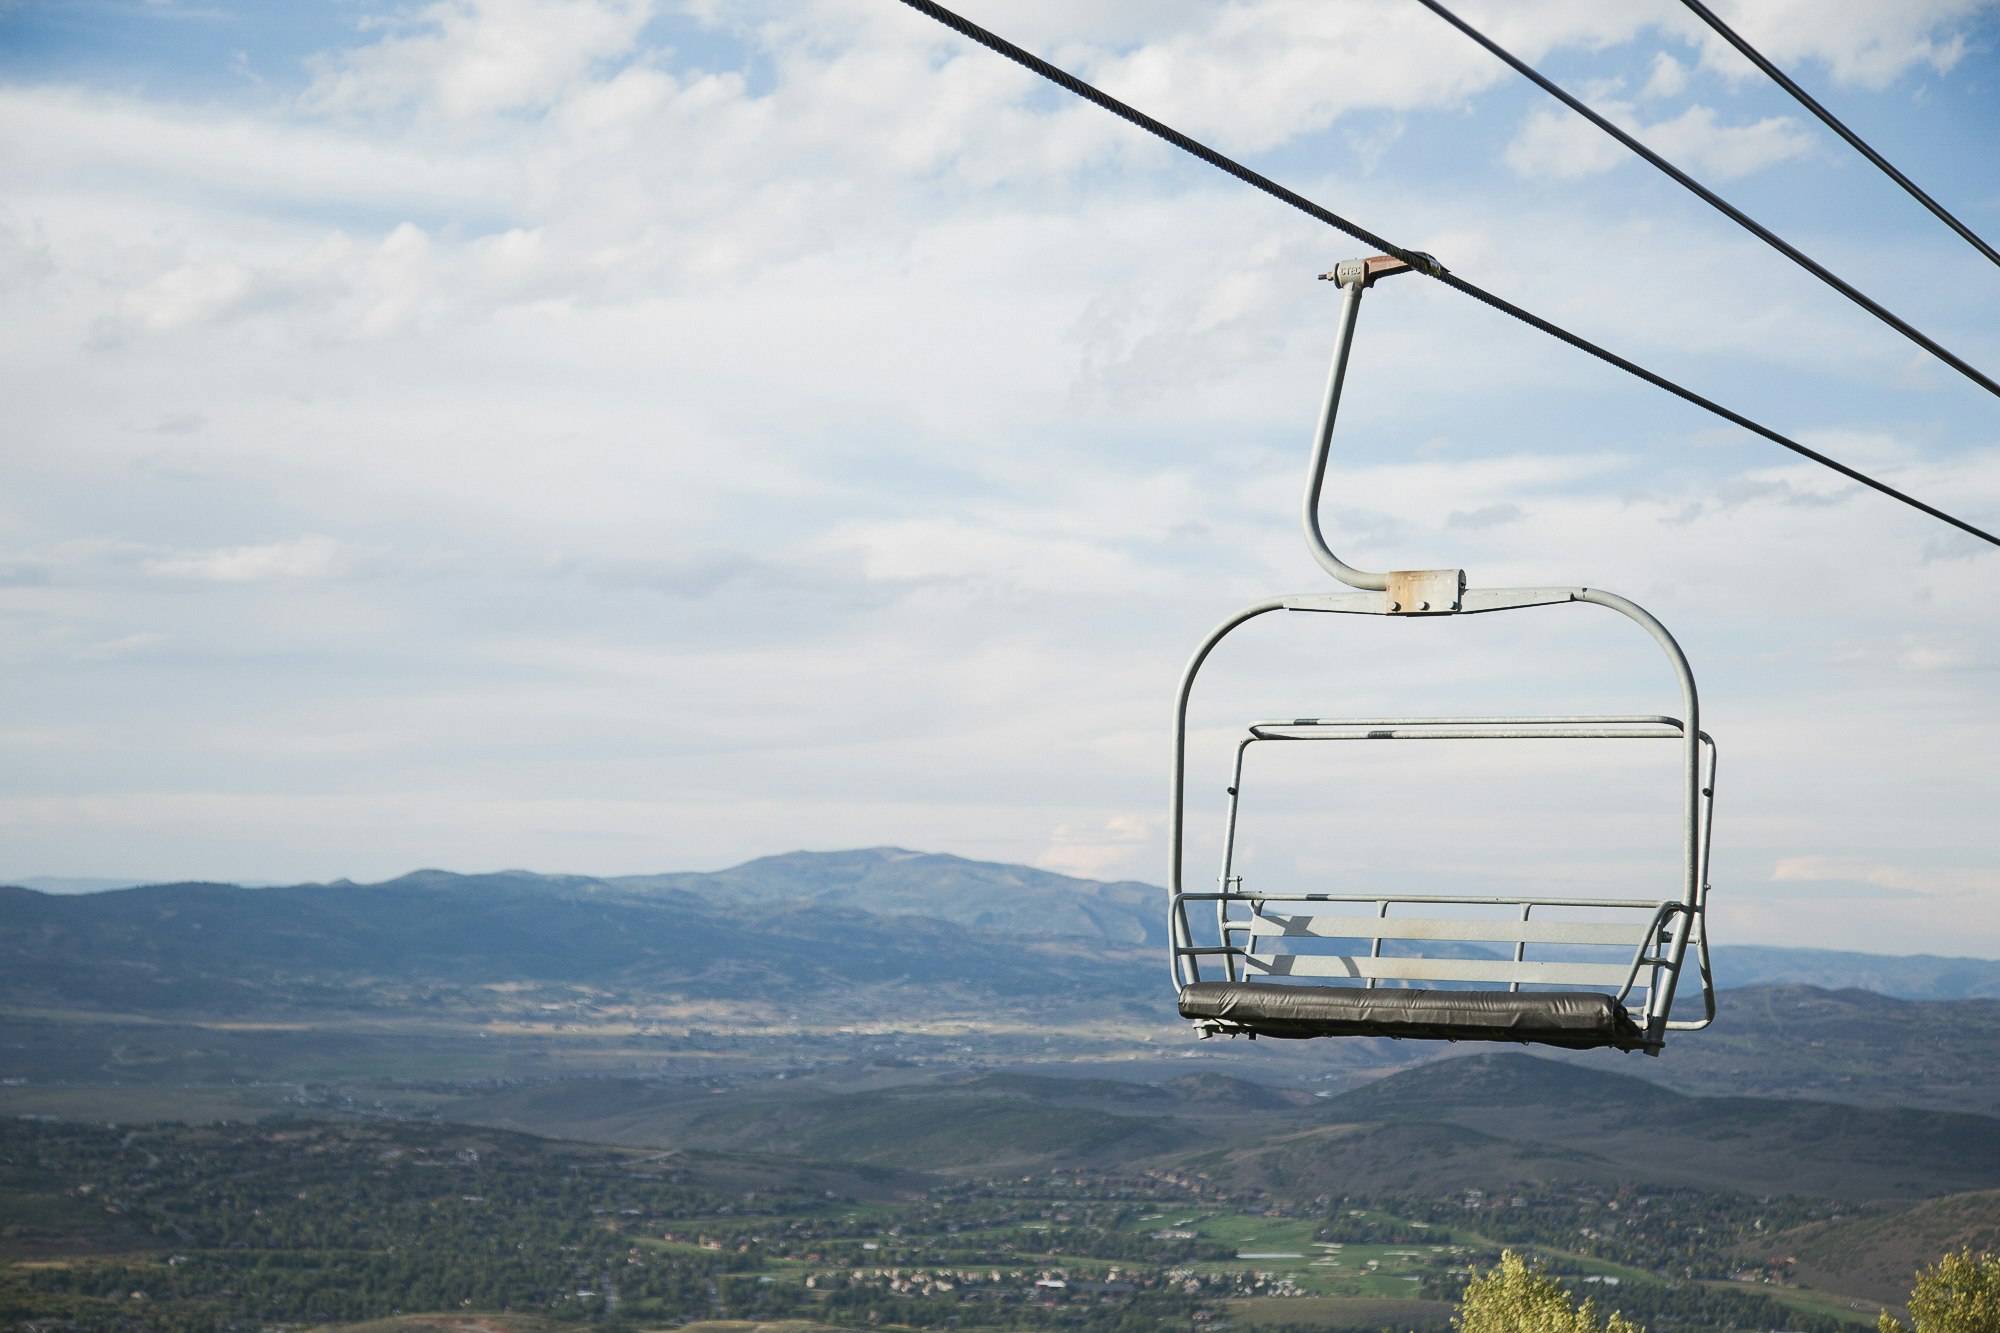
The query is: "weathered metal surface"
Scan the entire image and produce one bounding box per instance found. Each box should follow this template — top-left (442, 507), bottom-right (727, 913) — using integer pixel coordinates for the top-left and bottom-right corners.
top-left (1321, 253), bottom-right (1423, 288)
top-left (1385, 567), bottom-right (1465, 613)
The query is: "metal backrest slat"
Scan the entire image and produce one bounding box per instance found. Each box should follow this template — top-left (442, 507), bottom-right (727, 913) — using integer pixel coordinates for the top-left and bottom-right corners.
top-left (1244, 953), bottom-right (1643, 987)
top-left (1240, 912), bottom-right (1657, 947)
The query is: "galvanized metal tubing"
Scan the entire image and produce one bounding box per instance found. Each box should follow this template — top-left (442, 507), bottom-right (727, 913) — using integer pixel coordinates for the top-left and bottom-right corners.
top-left (1166, 265), bottom-right (1716, 1050)
top-left (1165, 593), bottom-right (1715, 1046)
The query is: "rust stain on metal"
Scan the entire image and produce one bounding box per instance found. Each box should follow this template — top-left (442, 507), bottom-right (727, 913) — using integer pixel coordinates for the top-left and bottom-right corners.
top-left (1385, 567), bottom-right (1465, 614)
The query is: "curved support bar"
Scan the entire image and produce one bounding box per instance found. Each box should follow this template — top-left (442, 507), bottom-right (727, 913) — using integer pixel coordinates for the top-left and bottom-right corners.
top-left (1573, 589), bottom-right (1704, 1039)
top-left (1665, 733), bottom-right (1720, 1030)
top-left (1303, 280), bottom-right (1389, 591)
top-left (1573, 589), bottom-right (1700, 719)
top-left (1168, 597), bottom-right (1289, 989)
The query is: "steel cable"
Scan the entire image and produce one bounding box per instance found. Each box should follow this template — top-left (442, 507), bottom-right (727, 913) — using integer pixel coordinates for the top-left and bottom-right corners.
top-left (1676, 0), bottom-right (2000, 271)
top-left (1414, 0), bottom-right (2000, 403)
top-left (889, 0), bottom-right (2000, 550)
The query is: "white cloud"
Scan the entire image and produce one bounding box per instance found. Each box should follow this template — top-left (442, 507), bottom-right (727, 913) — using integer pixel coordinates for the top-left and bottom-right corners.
top-left (1074, 0), bottom-right (1505, 156)
top-left (1038, 813), bottom-right (1156, 878)
top-left (0, 86), bottom-right (510, 218)
top-left (1684, 0), bottom-right (1984, 89)
top-left (1504, 102), bottom-right (1812, 181)
top-left (1771, 855), bottom-right (2000, 898)
top-left (1896, 643), bottom-right (1980, 672)
top-left (304, 0), bottom-right (658, 124)
top-left (1642, 52), bottom-right (1689, 100)
top-left (76, 632), bottom-right (168, 661)
top-left (1640, 106), bottom-right (1815, 180)
top-left (1503, 106), bottom-right (1630, 180)
top-left (107, 258), bottom-right (261, 338)
top-left (144, 535), bottom-right (359, 582)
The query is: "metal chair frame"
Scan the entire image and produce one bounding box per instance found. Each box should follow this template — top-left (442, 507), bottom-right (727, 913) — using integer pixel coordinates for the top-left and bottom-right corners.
top-left (1167, 256), bottom-right (1717, 1053)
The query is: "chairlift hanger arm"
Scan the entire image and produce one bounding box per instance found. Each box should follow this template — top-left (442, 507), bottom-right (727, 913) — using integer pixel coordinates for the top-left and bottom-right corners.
top-left (1303, 257), bottom-right (1468, 603)
top-left (1302, 268), bottom-right (1383, 591)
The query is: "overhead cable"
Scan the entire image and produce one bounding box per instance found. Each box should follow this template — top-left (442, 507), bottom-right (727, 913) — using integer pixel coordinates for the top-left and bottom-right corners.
top-left (1412, 0), bottom-right (2000, 403)
top-left (1676, 0), bottom-right (2000, 270)
top-left (889, 0), bottom-right (2000, 551)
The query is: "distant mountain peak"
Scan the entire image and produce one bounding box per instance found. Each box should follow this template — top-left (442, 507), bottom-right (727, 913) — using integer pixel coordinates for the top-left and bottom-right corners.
top-left (608, 848), bottom-right (1165, 947)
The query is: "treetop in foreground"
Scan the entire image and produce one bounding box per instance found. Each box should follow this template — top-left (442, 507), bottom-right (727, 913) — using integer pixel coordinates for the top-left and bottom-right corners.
top-left (1880, 1249), bottom-right (2000, 1333)
top-left (1456, 1251), bottom-right (1643, 1333)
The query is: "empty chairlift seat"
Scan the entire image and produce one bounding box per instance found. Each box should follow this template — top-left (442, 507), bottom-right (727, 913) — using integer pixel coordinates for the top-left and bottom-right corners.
top-left (1163, 255), bottom-right (1718, 1056)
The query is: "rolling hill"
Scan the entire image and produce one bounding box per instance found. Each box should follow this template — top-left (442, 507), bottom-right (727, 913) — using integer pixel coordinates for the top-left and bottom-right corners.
top-left (0, 867), bottom-right (1155, 1014)
top-left (1311, 1051), bottom-right (2000, 1201)
top-left (441, 1068), bottom-right (1306, 1171)
top-left (1552, 984), bottom-right (2000, 1114)
top-left (1714, 945), bottom-right (2000, 1001)
top-left (432, 1053), bottom-right (2000, 1204)
top-left (1746, 1189), bottom-right (2000, 1304)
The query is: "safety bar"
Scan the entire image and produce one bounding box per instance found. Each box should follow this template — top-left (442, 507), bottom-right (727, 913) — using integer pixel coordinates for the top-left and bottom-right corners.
top-left (1184, 892), bottom-right (1678, 908)
top-left (1247, 716), bottom-right (1687, 740)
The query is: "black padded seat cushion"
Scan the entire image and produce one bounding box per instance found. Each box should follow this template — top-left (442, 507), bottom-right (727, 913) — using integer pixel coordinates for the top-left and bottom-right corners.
top-left (1178, 981), bottom-right (1648, 1051)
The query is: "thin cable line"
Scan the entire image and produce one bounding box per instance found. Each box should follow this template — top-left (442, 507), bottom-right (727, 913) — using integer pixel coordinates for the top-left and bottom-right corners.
top-left (1412, 0), bottom-right (2000, 403)
top-left (890, 0), bottom-right (2000, 550)
top-left (1677, 0), bottom-right (2000, 270)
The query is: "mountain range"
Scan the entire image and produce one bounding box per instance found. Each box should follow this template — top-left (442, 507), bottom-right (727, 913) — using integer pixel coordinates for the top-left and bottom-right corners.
top-left (439, 1050), bottom-right (2000, 1203)
top-left (7, 847), bottom-right (2000, 1119)
top-left (7, 845), bottom-right (1998, 997)
top-left (0, 852), bottom-right (1161, 1015)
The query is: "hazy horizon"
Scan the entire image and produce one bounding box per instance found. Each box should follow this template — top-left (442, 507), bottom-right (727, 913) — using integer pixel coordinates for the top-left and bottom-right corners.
top-left (9, 847), bottom-right (2000, 970)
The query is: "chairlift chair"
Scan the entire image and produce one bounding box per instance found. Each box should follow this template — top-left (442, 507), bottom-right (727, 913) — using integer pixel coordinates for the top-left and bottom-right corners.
top-left (1169, 256), bottom-right (1717, 1055)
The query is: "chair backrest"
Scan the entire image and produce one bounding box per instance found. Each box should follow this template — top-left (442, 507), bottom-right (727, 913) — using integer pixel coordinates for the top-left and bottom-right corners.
top-left (1224, 893), bottom-right (1683, 1005)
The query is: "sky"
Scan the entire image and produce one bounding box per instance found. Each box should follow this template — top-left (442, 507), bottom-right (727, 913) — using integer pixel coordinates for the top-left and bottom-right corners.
top-left (2, 0), bottom-right (1998, 956)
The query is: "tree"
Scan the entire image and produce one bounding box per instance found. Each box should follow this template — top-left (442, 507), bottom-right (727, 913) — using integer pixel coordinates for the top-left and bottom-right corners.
top-left (1455, 1251), bottom-right (1643, 1333)
top-left (1880, 1250), bottom-right (2000, 1333)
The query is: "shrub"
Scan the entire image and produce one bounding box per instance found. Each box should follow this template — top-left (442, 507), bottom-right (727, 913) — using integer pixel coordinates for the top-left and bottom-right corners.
top-left (1455, 1252), bottom-right (1642, 1333)
top-left (1880, 1249), bottom-right (2000, 1333)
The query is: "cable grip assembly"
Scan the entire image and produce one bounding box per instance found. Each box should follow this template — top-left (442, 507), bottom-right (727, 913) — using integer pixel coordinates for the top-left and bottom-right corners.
top-left (1320, 252), bottom-right (1446, 288)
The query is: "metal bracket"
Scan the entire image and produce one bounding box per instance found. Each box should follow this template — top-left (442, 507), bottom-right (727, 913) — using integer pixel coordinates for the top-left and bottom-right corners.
top-left (1385, 568), bottom-right (1465, 614)
top-left (1282, 584), bottom-right (1583, 617)
top-left (1320, 253), bottom-right (1440, 289)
